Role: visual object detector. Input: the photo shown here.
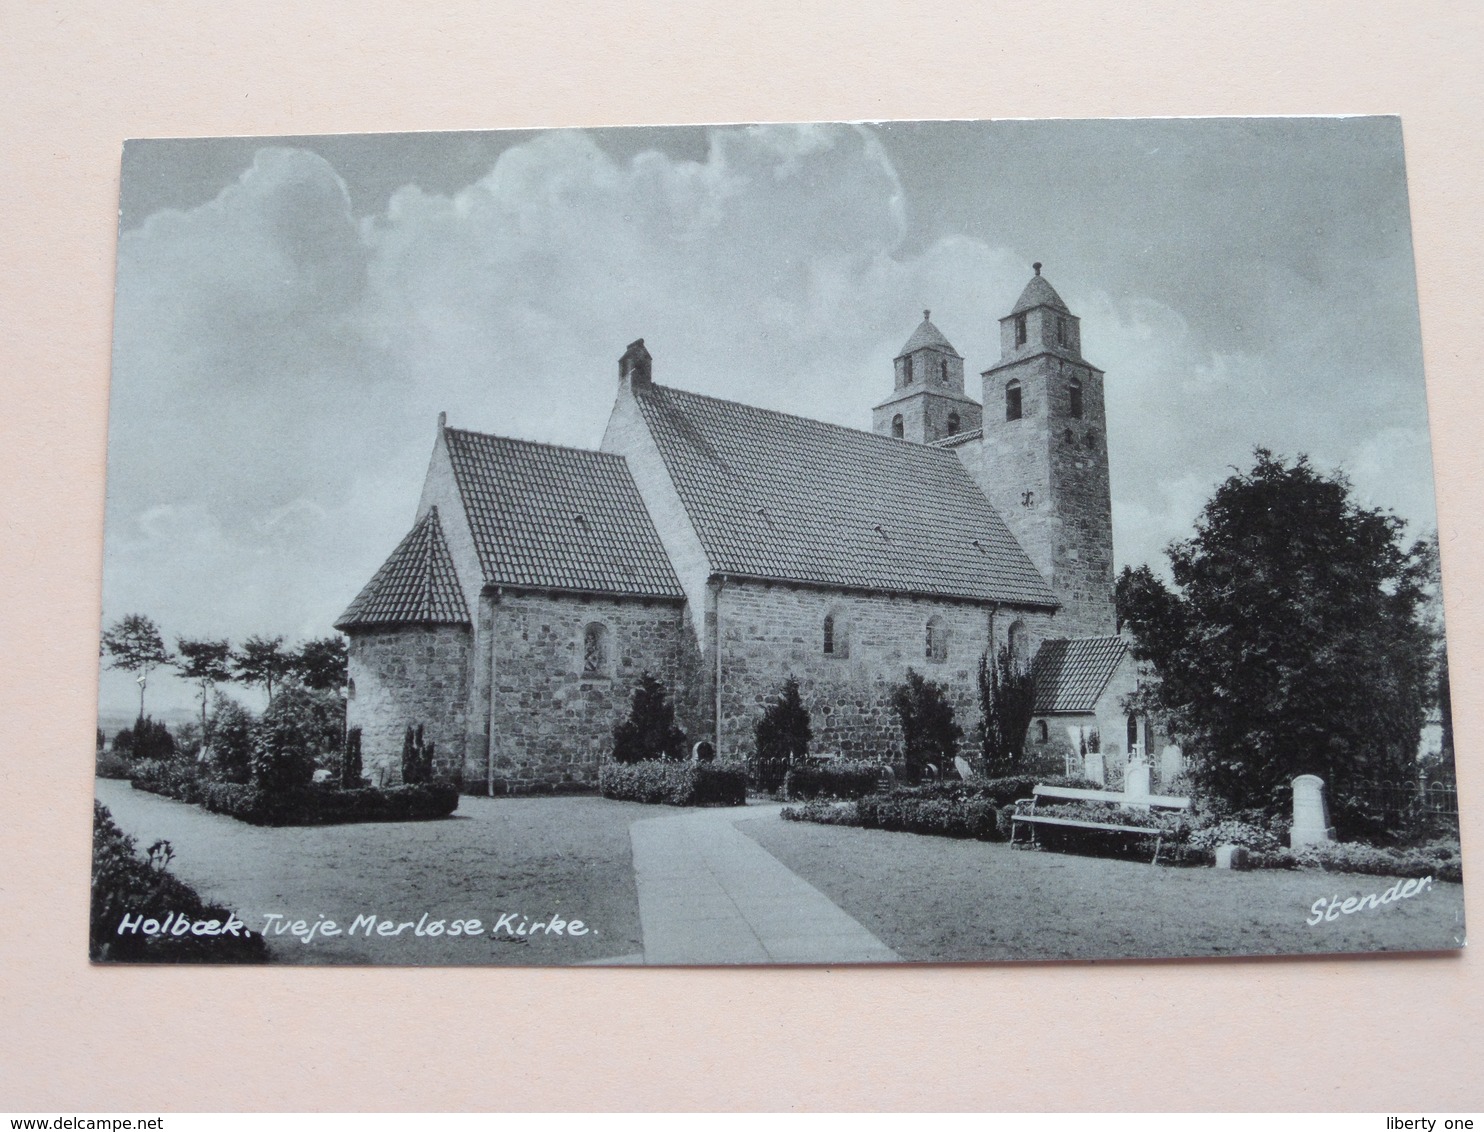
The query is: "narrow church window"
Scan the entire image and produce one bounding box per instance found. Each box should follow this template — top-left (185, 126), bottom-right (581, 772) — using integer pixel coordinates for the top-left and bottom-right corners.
top-left (946, 412), bottom-right (960, 436)
top-left (1037, 720), bottom-right (1049, 743)
top-left (1008, 620), bottom-right (1029, 671)
top-left (823, 613), bottom-right (835, 655)
top-left (1057, 316), bottom-right (1068, 346)
top-left (925, 616), bottom-right (948, 663)
top-left (582, 622), bottom-right (610, 677)
top-left (1085, 429), bottom-right (1097, 449)
top-left (892, 414), bottom-right (904, 438)
top-left (1014, 314), bottom-right (1027, 346)
top-left (940, 358), bottom-right (948, 384)
top-left (1063, 428), bottom-right (1074, 444)
top-left (1005, 380), bottom-right (1022, 421)
top-left (1069, 377), bottom-right (1083, 419)
top-left (904, 356), bottom-right (914, 384)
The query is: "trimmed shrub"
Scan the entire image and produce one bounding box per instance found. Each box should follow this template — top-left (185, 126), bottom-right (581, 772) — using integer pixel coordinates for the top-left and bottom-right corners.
top-left (198, 781), bottom-right (459, 826)
top-left (857, 793), bottom-right (1004, 840)
top-left (90, 802), bottom-right (267, 964)
top-left (96, 749), bottom-right (131, 780)
top-left (780, 800), bottom-right (861, 825)
top-left (1188, 819), bottom-right (1284, 855)
top-left (753, 676), bottom-right (813, 792)
top-left (342, 726), bottom-right (364, 788)
top-left (783, 760), bottom-right (882, 801)
top-left (611, 673), bottom-right (687, 763)
top-left (1291, 838), bottom-right (1463, 883)
top-left (890, 669), bottom-right (963, 782)
top-left (402, 724), bottom-right (434, 785)
top-left (130, 759), bottom-right (202, 801)
top-left (599, 760), bottom-right (748, 806)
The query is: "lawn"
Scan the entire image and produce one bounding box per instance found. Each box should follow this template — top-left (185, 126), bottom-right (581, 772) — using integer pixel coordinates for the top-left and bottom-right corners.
top-left (94, 778), bottom-right (650, 965)
top-left (735, 816), bottom-right (1468, 962)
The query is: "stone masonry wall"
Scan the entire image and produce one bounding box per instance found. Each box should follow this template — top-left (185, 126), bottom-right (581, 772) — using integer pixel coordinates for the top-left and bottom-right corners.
top-left (712, 581), bottom-right (1058, 763)
top-left (485, 591), bottom-right (694, 790)
top-left (346, 625), bottom-right (472, 786)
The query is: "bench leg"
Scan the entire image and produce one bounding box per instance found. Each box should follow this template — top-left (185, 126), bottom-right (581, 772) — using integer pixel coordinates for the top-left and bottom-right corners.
top-left (1152, 834), bottom-right (1162, 865)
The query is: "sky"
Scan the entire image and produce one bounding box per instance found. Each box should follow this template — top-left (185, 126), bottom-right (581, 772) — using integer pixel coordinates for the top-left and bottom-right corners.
top-left (99, 117), bottom-right (1438, 718)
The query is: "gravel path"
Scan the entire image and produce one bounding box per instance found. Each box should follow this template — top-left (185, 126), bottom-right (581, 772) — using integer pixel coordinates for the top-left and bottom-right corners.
top-left (95, 778), bottom-right (651, 965)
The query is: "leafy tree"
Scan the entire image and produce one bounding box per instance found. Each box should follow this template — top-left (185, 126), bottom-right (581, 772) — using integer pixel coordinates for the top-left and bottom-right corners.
top-left (294, 636), bottom-right (349, 693)
top-left (205, 693), bottom-right (256, 784)
top-left (175, 638), bottom-right (234, 734)
top-left (890, 668), bottom-right (963, 783)
top-left (100, 614), bottom-right (171, 719)
top-left (977, 645), bottom-right (1035, 776)
top-left (753, 676), bottom-right (813, 791)
top-left (1119, 450), bottom-right (1435, 830)
top-left (251, 685), bottom-right (341, 793)
top-left (235, 635), bottom-right (290, 703)
top-left (611, 673), bottom-right (688, 763)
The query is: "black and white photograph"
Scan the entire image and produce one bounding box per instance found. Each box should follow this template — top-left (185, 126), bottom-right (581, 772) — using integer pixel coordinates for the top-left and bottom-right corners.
top-left (91, 116), bottom-right (1465, 966)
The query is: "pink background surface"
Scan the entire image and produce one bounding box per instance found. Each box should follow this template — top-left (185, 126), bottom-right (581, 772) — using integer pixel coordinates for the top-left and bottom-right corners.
top-left (1, 1), bottom-right (1480, 1111)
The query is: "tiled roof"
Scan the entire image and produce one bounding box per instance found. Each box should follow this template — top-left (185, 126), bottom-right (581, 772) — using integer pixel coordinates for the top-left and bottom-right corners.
top-left (443, 429), bottom-right (684, 599)
top-left (930, 427), bottom-right (983, 449)
top-left (897, 313), bottom-right (961, 358)
top-left (634, 384), bottom-right (1059, 607)
top-left (335, 507), bottom-right (471, 629)
top-left (1032, 636), bottom-right (1129, 713)
top-left (1010, 272), bottom-right (1071, 316)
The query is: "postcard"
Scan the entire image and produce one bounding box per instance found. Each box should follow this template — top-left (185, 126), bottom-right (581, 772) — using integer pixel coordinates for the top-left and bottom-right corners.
top-left (91, 117), bottom-right (1463, 965)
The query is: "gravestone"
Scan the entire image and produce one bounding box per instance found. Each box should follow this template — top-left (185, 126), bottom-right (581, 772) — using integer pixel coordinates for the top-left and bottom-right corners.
top-left (954, 755), bottom-right (974, 781)
top-left (1215, 844), bottom-right (1250, 870)
top-left (1124, 760), bottom-right (1152, 803)
top-left (1289, 774), bottom-right (1337, 847)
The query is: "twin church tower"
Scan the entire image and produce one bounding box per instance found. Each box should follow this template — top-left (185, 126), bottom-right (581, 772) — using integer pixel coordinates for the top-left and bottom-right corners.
top-left (872, 265), bottom-right (1116, 639)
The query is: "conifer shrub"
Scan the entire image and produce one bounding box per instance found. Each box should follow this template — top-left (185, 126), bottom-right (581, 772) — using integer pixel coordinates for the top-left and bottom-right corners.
top-left (204, 694), bottom-right (255, 784)
top-left (113, 716), bottom-right (176, 764)
top-left (402, 724), bottom-right (434, 785)
top-left (611, 673), bottom-right (687, 763)
top-left (890, 669), bottom-right (963, 783)
top-left (752, 676), bottom-right (813, 791)
top-left (343, 726), bottom-right (364, 788)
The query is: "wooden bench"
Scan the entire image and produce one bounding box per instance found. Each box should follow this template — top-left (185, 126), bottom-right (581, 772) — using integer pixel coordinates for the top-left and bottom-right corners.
top-left (1009, 783), bottom-right (1192, 864)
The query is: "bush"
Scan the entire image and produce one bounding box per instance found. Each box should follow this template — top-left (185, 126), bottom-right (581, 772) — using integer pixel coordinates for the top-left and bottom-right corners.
top-left (114, 716), bottom-right (176, 763)
top-left (780, 800), bottom-right (861, 825)
top-left (857, 793), bottom-right (1004, 840)
top-left (130, 758), bottom-right (202, 801)
top-left (343, 726), bottom-right (364, 788)
top-left (882, 774), bottom-right (1101, 807)
top-left (1291, 838), bottom-right (1463, 883)
top-left (95, 749), bottom-right (131, 780)
top-left (611, 673), bottom-right (687, 763)
top-left (599, 759), bottom-right (747, 806)
top-left (204, 694), bottom-right (255, 784)
top-left (783, 760), bottom-right (882, 801)
top-left (401, 724), bottom-right (434, 785)
top-left (198, 781), bottom-right (460, 826)
top-left (890, 669), bottom-right (963, 783)
top-left (90, 802), bottom-right (267, 963)
top-left (753, 676), bottom-right (813, 792)
top-left (251, 686), bottom-right (341, 794)
top-left (1188, 818), bottom-right (1284, 855)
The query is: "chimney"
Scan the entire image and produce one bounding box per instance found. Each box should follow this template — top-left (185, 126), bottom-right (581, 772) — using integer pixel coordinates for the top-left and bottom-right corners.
top-left (619, 338), bottom-right (652, 389)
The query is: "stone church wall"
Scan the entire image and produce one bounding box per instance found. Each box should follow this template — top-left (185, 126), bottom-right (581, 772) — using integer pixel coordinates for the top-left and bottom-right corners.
top-left (485, 591), bottom-right (695, 791)
top-left (346, 625), bottom-right (472, 786)
top-left (712, 581), bottom-right (1057, 763)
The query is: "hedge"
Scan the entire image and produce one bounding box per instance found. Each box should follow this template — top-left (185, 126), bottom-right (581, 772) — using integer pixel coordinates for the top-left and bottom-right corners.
top-left (783, 760), bottom-right (883, 801)
top-left (91, 801), bottom-right (268, 964)
top-left (130, 761), bottom-right (459, 825)
top-left (1244, 838), bottom-right (1463, 883)
top-left (599, 760), bottom-right (748, 806)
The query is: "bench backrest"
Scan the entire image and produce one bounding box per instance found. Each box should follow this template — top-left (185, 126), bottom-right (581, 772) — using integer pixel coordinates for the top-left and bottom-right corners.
top-left (1031, 783), bottom-right (1191, 811)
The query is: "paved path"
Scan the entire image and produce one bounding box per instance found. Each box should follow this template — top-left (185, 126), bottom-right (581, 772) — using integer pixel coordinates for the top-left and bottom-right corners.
top-left (627, 803), bottom-right (899, 965)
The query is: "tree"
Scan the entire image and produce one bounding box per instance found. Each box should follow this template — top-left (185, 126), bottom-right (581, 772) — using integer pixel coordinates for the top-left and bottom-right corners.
top-left (1119, 450), bottom-right (1435, 830)
top-left (977, 645), bottom-right (1035, 776)
top-left (175, 638), bottom-right (233, 735)
top-left (204, 693), bottom-right (255, 784)
top-left (235, 635), bottom-right (290, 703)
top-left (753, 676), bottom-right (813, 791)
top-left (611, 673), bottom-right (687, 763)
top-left (100, 614), bottom-right (171, 719)
top-left (294, 636), bottom-right (348, 693)
top-left (890, 668), bottom-right (963, 783)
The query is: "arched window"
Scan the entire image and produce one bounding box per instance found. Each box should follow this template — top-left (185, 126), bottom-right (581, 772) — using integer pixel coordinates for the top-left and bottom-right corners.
top-left (1069, 377), bottom-right (1083, 419)
top-left (823, 613), bottom-right (835, 655)
top-left (891, 414), bottom-right (904, 439)
top-left (1005, 380), bottom-right (1022, 422)
top-left (925, 616), bottom-right (948, 663)
top-left (946, 412), bottom-right (960, 436)
top-left (822, 609), bottom-right (848, 657)
top-left (1014, 314), bottom-right (1027, 346)
top-left (1127, 712), bottom-right (1139, 753)
top-left (582, 622), bottom-right (610, 677)
top-left (1008, 620), bottom-right (1029, 671)
top-left (904, 356), bottom-right (914, 384)
top-left (1037, 720), bottom-right (1049, 743)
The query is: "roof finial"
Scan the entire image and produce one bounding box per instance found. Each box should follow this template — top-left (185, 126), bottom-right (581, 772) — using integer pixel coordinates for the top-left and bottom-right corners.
top-left (1033, 262), bottom-right (1042, 275)
top-left (924, 309), bottom-right (931, 321)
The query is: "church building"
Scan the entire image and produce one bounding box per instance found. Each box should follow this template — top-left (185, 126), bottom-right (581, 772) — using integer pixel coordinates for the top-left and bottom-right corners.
top-left (335, 266), bottom-right (1155, 792)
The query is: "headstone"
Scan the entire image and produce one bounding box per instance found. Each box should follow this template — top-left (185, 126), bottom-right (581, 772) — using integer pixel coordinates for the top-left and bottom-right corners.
top-left (1290, 774), bottom-right (1337, 847)
top-left (1083, 750), bottom-right (1104, 785)
top-left (954, 755), bottom-right (974, 781)
top-left (1124, 760), bottom-right (1152, 808)
top-left (1214, 844), bottom-right (1250, 870)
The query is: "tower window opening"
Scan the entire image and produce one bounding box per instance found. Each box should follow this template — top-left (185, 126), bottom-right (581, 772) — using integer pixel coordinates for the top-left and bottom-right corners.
top-left (1063, 428), bottom-right (1074, 444)
top-left (904, 356), bottom-right (914, 385)
top-left (940, 358), bottom-right (948, 384)
top-left (1085, 429), bottom-right (1098, 449)
top-left (1069, 377), bottom-right (1083, 419)
top-left (1005, 380), bottom-right (1022, 422)
top-left (946, 411), bottom-right (960, 436)
top-left (1014, 314), bottom-right (1027, 347)
top-left (892, 414), bottom-right (904, 438)
top-left (1057, 316), bottom-right (1068, 346)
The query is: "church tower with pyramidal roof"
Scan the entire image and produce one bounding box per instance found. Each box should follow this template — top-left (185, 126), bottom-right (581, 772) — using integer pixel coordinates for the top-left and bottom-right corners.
top-left (872, 311), bottom-right (983, 444)
top-left (975, 264), bottom-right (1117, 638)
